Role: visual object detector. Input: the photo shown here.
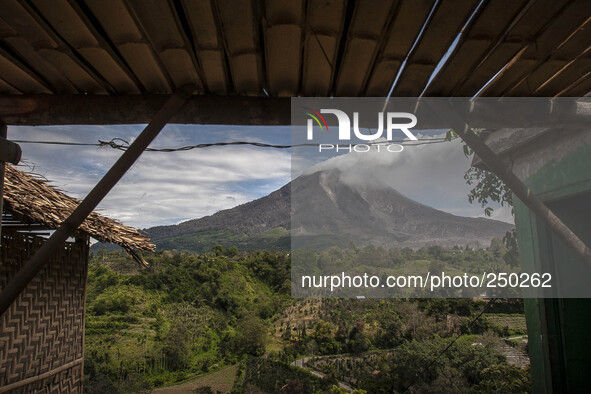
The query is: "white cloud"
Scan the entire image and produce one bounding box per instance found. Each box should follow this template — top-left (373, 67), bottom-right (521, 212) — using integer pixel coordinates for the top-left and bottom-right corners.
top-left (299, 134), bottom-right (514, 223)
top-left (9, 125), bottom-right (291, 229)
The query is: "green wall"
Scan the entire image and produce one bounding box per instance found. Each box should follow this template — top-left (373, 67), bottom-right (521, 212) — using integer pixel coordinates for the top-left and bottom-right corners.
top-left (513, 143), bottom-right (591, 392)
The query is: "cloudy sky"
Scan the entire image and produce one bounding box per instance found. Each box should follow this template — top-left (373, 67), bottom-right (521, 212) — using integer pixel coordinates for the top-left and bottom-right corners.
top-left (8, 124), bottom-right (513, 230)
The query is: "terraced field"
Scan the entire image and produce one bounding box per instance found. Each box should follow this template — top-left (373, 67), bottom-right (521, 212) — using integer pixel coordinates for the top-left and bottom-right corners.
top-left (151, 365), bottom-right (237, 393)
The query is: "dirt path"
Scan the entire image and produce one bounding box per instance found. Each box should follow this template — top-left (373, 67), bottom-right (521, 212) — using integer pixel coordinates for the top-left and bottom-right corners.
top-left (291, 357), bottom-right (354, 392)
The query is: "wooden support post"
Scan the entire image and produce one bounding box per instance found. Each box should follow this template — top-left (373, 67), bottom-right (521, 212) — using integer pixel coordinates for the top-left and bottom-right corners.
top-left (0, 132), bottom-right (21, 165)
top-left (0, 121), bottom-right (18, 252)
top-left (0, 85), bottom-right (195, 317)
top-left (433, 102), bottom-right (591, 267)
top-left (0, 121), bottom-right (6, 248)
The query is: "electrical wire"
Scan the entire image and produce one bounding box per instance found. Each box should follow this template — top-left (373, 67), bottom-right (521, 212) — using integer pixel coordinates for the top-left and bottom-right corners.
top-left (12, 136), bottom-right (458, 152)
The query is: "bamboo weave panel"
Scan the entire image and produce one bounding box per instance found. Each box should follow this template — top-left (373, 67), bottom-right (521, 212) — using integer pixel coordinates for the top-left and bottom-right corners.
top-left (0, 232), bottom-right (88, 393)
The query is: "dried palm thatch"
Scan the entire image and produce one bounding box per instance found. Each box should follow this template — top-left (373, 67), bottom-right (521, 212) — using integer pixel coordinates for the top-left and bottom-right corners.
top-left (3, 164), bottom-right (155, 266)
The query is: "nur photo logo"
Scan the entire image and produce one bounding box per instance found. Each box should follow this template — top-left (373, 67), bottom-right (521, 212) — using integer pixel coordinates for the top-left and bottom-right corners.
top-left (305, 108), bottom-right (418, 153)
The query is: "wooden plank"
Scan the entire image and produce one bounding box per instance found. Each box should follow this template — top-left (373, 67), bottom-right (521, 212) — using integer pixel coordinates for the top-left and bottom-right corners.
top-left (0, 79), bottom-right (21, 95)
top-left (216, 0), bottom-right (263, 95)
top-left (364, 59), bottom-right (402, 97)
top-left (492, 59), bottom-right (558, 97)
top-left (116, 42), bottom-right (171, 92)
top-left (180, 0), bottom-right (229, 94)
top-left (77, 47), bottom-right (140, 93)
top-left (533, 55), bottom-right (591, 97)
top-left (30, 0), bottom-right (140, 93)
top-left (479, 0), bottom-right (591, 97)
top-left (392, 63), bottom-right (435, 96)
top-left (0, 0), bottom-right (102, 93)
top-left (264, 0), bottom-right (303, 96)
top-left (0, 52), bottom-right (50, 93)
top-left (504, 19), bottom-right (591, 96)
top-left (196, 50), bottom-right (228, 94)
top-left (411, 0), bottom-right (478, 65)
top-left (423, 0), bottom-right (530, 96)
top-left (83, 0), bottom-right (170, 93)
top-left (1, 36), bottom-right (78, 93)
top-left (5, 0), bottom-right (109, 93)
top-left (555, 72), bottom-right (591, 97)
top-left (518, 0), bottom-right (591, 59)
top-left (378, 0), bottom-right (435, 61)
top-left (0, 95), bottom-right (292, 125)
top-left (302, 0), bottom-right (346, 96)
top-left (335, 38), bottom-right (379, 96)
top-left (453, 0), bottom-right (569, 97)
top-left (228, 53), bottom-right (262, 95)
top-left (36, 48), bottom-right (107, 93)
top-left (364, 0), bottom-right (435, 96)
top-left (423, 39), bottom-right (491, 96)
top-left (4, 95), bottom-right (590, 127)
top-left (302, 33), bottom-right (338, 95)
top-left (1, 0), bottom-right (57, 47)
top-left (264, 24), bottom-right (302, 96)
top-left (265, 0), bottom-right (303, 25)
top-left (125, 0), bottom-right (203, 91)
top-left (0, 15), bottom-right (77, 93)
top-left (392, 0), bottom-right (479, 96)
top-left (334, 0), bottom-right (396, 96)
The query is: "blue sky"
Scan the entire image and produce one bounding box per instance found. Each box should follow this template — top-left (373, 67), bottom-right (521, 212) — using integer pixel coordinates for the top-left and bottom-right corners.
top-left (8, 124), bottom-right (512, 230)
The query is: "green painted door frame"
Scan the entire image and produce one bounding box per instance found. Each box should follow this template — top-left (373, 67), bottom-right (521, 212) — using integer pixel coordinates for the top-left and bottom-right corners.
top-left (513, 143), bottom-right (591, 393)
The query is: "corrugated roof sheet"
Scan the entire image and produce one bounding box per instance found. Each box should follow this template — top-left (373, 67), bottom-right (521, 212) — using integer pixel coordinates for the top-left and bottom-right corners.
top-left (0, 0), bottom-right (588, 101)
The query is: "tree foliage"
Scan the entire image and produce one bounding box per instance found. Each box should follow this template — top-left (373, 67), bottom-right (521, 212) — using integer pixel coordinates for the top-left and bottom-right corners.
top-left (84, 246), bottom-right (528, 393)
top-left (446, 129), bottom-right (514, 218)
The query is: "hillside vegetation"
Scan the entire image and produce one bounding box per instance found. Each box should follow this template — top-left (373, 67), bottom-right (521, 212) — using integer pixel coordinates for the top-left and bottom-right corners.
top-left (85, 246), bottom-right (529, 393)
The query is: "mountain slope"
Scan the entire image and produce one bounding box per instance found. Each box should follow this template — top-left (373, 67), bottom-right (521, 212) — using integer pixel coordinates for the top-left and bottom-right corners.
top-left (144, 168), bottom-right (513, 253)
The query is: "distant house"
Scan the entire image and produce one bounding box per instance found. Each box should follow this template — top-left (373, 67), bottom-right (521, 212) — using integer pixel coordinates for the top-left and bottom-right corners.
top-left (0, 164), bottom-right (154, 393)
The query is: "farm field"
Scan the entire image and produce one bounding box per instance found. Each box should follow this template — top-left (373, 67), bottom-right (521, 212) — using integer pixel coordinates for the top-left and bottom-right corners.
top-left (151, 365), bottom-right (237, 393)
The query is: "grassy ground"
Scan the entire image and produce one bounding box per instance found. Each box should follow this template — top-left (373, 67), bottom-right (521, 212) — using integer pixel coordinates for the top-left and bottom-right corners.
top-left (485, 313), bottom-right (527, 334)
top-left (151, 365), bottom-right (238, 393)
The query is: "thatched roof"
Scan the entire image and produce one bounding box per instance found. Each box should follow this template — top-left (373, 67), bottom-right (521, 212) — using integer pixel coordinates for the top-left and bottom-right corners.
top-left (3, 164), bottom-right (155, 263)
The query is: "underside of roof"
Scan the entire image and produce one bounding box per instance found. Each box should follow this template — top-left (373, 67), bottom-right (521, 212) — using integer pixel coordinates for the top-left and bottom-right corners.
top-left (2, 164), bottom-right (155, 253)
top-left (0, 0), bottom-right (590, 126)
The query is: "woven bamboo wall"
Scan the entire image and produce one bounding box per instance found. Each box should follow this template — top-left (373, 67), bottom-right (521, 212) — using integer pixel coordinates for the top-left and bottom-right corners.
top-left (0, 231), bottom-right (88, 393)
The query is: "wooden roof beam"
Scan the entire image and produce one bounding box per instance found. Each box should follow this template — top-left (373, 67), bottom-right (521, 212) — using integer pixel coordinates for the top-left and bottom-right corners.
top-left (2, 95), bottom-right (590, 128)
top-left (0, 94), bottom-right (291, 126)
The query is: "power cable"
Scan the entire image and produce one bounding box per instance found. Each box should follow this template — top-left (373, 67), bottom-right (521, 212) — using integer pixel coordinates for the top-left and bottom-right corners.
top-left (12, 136), bottom-right (458, 152)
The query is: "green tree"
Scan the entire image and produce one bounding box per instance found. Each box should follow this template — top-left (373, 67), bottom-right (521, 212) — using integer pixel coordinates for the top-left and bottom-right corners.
top-left (446, 130), bottom-right (513, 217)
top-left (212, 244), bottom-right (224, 256)
top-left (448, 130), bottom-right (520, 267)
top-left (503, 230), bottom-right (520, 267)
top-left (473, 364), bottom-right (530, 393)
top-left (225, 246), bottom-right (239, 257)
top-left (312, 320), bottom-right (333, 343)
top-left (162, 321), bottom-right (190, 370)
top-left (235, 314), bottom-right (267, 356)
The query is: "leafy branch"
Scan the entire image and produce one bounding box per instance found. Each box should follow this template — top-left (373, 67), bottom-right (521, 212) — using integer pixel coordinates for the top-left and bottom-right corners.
top-left (445, 130), bottom-right (514, 218)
